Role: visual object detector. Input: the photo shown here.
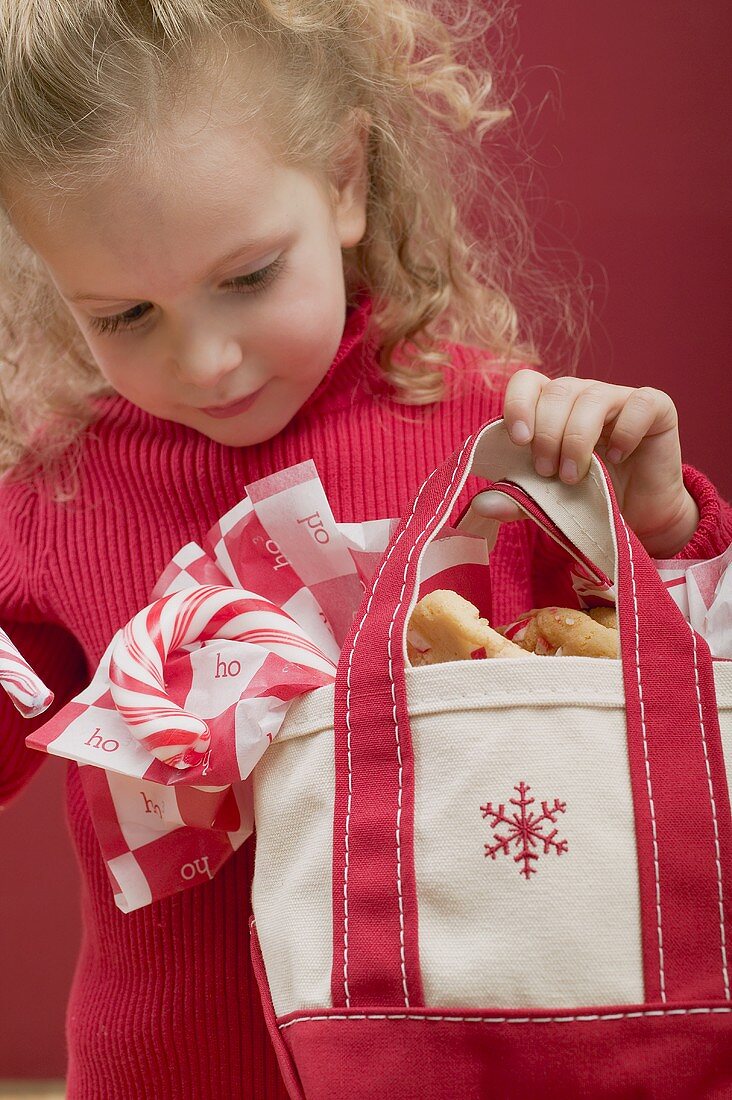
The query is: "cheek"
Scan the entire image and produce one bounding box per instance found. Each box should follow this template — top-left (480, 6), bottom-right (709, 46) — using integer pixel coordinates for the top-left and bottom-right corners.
top-left (85, 342), bottom-right (126, 386)
top-left (269, 278), bottom-right (346, 377)
top-left (68, 308), bottom-right (156, 396)
top-left (277, 317), bottom-right (342, 387)
top-left (85, 339), bottom-right (157, 400)
top-left (71, 318), bottom-right (125, 388)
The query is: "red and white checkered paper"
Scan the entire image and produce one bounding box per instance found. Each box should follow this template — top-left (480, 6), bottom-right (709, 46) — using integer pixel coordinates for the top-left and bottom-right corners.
top-left (22, 459), bottom-right (493, 912)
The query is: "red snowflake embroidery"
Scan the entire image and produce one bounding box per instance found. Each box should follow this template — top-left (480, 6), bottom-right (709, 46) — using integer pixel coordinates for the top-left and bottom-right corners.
top-left (480, 781), bottom-right (568, 879)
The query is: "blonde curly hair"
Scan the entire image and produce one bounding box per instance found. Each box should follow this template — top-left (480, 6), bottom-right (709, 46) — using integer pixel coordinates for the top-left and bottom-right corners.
top-left (0, 0), bottom-right (588, 498)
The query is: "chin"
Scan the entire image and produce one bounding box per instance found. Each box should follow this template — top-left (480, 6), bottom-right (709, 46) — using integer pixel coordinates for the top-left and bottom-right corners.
top-left (197, 407), bottom-right (294, 447)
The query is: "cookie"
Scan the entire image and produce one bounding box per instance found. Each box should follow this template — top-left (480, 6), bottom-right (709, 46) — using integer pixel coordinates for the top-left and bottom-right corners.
top-left (531, 607), bottom-right (618, 658)
top-left (587, 606), bottom-right (618, 631)
top-left (407, 589), bottom-right (530, 666)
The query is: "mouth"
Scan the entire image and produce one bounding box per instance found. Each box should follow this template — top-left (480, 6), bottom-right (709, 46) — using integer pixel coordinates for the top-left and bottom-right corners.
top-left (201, 386), bottom-right (265, 418)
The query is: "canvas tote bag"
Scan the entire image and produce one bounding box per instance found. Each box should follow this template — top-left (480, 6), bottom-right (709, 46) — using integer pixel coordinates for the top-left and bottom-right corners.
top-left (249, 417), bottom-right (732, 1099)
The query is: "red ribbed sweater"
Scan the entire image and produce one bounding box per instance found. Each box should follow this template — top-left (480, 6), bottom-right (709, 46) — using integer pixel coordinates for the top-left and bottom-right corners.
top-left (1, 294), bottom-right (731, 1098)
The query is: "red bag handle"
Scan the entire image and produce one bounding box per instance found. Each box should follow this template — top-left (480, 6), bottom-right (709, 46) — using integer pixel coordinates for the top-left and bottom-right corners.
top-left (331, 418), bottom-right (732, 1009)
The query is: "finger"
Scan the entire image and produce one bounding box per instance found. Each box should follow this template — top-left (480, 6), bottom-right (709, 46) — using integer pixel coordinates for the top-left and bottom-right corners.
top-left (531, 376), bottom-right (589, 477)
top-left (603, 387), bottom-right (678, 464)
top-left (470, 492), bottom-right (526, 523)
top-left (502, 368), bottom-right (547, 444)
top-left (558, 382), bottom-right (634, 482)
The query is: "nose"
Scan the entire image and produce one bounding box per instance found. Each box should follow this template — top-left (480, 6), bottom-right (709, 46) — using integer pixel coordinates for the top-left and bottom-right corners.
top-left (171, 326), bottom-right (244, 389)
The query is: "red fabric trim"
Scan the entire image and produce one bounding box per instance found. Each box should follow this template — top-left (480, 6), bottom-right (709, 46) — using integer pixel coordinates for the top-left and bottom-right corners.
top-left (616, 516), bottom-right (732, 1000)
top-left (331, 555), bottom-right (427, 1007)
top-left (488, 479), bottom-right (614, 587)
top-left (331, 427), bottom-right (485, 1007)
top-left (249, 918), bottom-right (307, 1100)
top-left (279, 1004), bottom-right (732, 1100)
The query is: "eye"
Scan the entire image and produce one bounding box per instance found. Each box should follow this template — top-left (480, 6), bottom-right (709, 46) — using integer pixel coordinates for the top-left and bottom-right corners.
top-left (87, 256), bottom-right (286, 336)
top-left (224, 255), bottom-right (285, 293)
top-left (89, 302), bottom-right (151, 336)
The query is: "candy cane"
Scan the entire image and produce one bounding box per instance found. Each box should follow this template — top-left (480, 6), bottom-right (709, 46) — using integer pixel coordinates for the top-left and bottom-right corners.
top-left (108, 584), bottom-right (336, 770)
top-left (0, 626), bottom-right (55, 718)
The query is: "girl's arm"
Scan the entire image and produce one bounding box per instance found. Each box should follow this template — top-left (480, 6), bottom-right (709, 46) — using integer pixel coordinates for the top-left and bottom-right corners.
top-left (668, 465), bottom-right (732, 560)
top-left (530, 463), bottom-right (732, 610)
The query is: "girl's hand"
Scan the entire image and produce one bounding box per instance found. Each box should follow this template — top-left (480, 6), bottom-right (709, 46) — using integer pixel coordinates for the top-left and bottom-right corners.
top-left (473, 370), bottom-right (700, 558)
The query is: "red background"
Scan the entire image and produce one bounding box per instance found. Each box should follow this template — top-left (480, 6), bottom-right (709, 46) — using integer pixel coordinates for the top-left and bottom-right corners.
top-left (1, 2), bottom-right (730, 1078)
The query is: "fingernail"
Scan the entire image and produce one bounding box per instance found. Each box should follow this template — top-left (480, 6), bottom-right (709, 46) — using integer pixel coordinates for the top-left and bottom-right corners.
top-left (560, 459), bottom-right (578, 482)
top-left (535, 456), bottom-right (554, 477)
top-left (606, 447), bottom-right (623, 464)
top-left (510, 420), bottom-right (531, 444)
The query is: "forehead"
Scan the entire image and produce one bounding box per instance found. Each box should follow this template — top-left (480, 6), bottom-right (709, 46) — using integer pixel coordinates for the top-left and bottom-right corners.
top-left (9, 106), bottom-right (285, 240)
top-left (4, 106), bottom-right (325, 301)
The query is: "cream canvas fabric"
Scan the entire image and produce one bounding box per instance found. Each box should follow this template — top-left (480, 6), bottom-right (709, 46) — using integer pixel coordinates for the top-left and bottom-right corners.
top-left (252, 657), bottom-right (732, 1018)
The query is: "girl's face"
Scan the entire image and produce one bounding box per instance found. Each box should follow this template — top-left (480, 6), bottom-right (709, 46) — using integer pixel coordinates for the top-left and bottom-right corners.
top-left (6, 105), bottom-right (368, 446)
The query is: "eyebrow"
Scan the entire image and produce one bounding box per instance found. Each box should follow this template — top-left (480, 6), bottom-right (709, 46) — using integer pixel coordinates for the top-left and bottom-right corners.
top-left (68, 234), bottom-right (284, 303)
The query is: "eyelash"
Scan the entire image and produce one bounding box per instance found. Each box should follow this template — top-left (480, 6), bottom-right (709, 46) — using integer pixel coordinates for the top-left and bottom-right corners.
top-left (88, 256), bottom-right (285, 336)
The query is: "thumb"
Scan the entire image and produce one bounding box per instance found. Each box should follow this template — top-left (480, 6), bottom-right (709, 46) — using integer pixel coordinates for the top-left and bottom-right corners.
top-left (470, 491), bottom-right (526, 524)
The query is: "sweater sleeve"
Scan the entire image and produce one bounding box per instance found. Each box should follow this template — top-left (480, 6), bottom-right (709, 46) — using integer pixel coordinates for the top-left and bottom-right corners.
top-left (529, 463), bottom-right (732, 609)
top-left (0, 479), bottom-right (89, 808)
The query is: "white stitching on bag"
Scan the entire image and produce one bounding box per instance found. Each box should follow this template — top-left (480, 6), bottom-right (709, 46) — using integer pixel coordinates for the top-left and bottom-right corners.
top-left (278, 1005), bottom-right (732, 1030)
top-left (343, 477), bottom-right (433, 1007)
top-left (387, 438), bottom-right (474, 999)
top-left (343, 433), bottom-right (475, 1008)
top-left (690, 629), bottom-right (731, 998)
top-left (620, 517), bottom-right (666, 1001)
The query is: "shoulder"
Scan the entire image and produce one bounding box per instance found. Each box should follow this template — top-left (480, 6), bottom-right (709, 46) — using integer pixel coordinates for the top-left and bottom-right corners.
top-left (393, 340), bottom-right (533, 435)
top-left (345, 341), bottom-right (522, 482)
top-left (440, 340), bottom-right (535, 397)
top-left (0, 469), bottom-right (45, 615)
top-left (345, 339), bottom-right (538, 456)
top-left (0, 465), bottom-right (41, 535)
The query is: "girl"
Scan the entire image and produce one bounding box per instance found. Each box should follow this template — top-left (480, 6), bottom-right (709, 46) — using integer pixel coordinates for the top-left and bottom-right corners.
top-left (0, 2), bottom-right (729, 1097)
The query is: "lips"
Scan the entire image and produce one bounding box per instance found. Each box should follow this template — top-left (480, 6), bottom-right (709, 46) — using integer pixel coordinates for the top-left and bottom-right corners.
top-left (202, 386), bottom-right (265, 419)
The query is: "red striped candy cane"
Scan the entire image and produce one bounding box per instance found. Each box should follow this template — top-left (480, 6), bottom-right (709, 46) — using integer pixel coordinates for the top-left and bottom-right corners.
top-left (0, 626), bottom-right (55, 718)
top-left (108, 585), bottom-right (336, 770)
